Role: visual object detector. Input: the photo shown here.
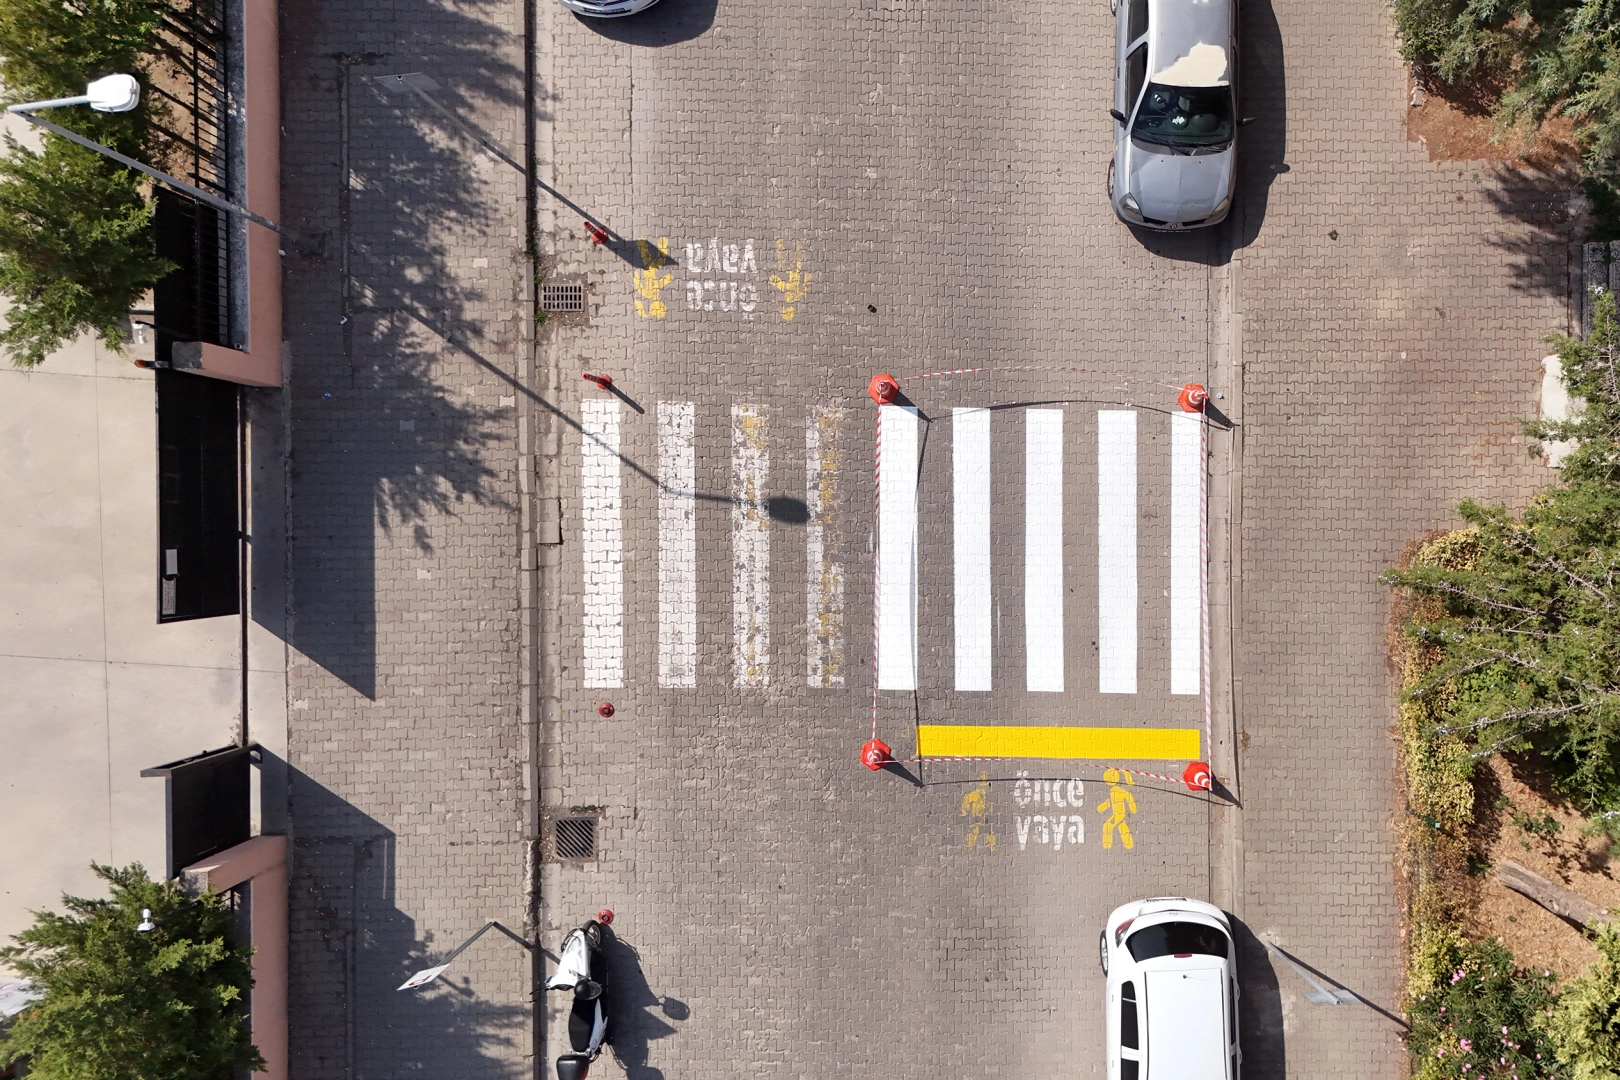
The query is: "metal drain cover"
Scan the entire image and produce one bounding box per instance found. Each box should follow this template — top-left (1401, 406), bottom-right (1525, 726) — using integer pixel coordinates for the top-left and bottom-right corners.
top-left (541, 283), bottom-right (585, 313)
top-left (553, 816), bottom-right (596, 860)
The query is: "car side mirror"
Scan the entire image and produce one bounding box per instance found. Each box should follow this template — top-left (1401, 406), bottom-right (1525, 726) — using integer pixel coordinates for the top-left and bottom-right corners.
top-left (1239, 116), bottom-right (1255, 127)
top-left (1110, 108), bottom-right (1127, 123)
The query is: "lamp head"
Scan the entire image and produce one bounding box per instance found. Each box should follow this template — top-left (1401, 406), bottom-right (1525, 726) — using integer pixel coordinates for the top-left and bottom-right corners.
top-left (86, 74), bottom-right (140, 113)
top-left (136, 908), bottom-right (155, 933)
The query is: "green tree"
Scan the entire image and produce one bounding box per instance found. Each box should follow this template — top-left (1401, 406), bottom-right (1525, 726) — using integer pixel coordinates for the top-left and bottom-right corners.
top-left (1392, 0), bottom-right (1620, 178)
top-left (0, 0), bottom-right (175, 367)
top-left (0, 862), bottom-right (263, 1080)
top-left (1550, 921), bottom-right (1620, 1080)
top-left (1385, 291), bottom-right (1620, 812)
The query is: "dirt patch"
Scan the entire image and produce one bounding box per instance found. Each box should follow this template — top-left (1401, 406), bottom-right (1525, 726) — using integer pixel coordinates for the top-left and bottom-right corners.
top-left (1467, 756), bottom-right (1618, 980)
top-left (1408, 76), bottom-right (1581, 168)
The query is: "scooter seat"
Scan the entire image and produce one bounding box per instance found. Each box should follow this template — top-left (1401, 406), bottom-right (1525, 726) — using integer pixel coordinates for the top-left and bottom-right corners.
top-left (568, 997), bottom-right (597, 1052)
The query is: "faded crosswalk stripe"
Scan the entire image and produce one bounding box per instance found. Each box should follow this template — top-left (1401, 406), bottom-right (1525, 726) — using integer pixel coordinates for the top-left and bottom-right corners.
top-left (953, 407), bottom-right (992, 691)
top-left (1025, 409), bottom-right (1065, 692)
top-left (1097, 409), bottom-right (1137, 694)
top-left (658, 402), bottom-right (696, 688)
top-left (877, 405), bottom-right (919, 691)
top-left (581, 399), bottom-right (623, 688)
top-left (806, 404), bottom-right (845, 687)
top-left (1170, 412), bottom-right (1202, 695)
top-left (732, 404), bottom-right (770, 686)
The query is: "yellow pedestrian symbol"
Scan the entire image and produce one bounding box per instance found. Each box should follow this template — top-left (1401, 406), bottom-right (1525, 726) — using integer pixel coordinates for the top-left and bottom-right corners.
top-left (768, 239), bottom-right (811, 321)
top-left (961, 773), bottom-right (996, 852)
top-left (634, 237), bottom-right (673, 318)
top-left (1097, 768), bottom-right (1137, 850)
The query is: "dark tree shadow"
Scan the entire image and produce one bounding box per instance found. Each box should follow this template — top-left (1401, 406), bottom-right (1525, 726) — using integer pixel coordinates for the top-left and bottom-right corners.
top-left (280, 0), bottom-right (524, 698)
top-left (600, 926), bottom-right (682, 1080)
top-left (1480, 162), bottom-right (1584, 298)
top-left (287, 765), bottom-right (530, 1080)
top-left (1230, 918), bottom-right (1287, 1080)
top-left (580, 0), bottom-right (719, 47)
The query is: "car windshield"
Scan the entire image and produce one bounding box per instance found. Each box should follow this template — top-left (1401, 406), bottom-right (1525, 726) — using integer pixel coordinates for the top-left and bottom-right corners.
top-left (1125, 920), bottom-right (1230, 961)
top-left (1131, 82), bottom-right (1233, 150)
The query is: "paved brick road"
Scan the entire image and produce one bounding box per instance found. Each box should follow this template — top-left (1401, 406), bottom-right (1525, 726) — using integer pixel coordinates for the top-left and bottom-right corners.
top-left (276, 0), bottom-right (1578, 1072)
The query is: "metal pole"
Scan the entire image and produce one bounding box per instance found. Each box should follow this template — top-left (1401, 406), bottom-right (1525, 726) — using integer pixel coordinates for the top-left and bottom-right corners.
top-left (7, 109), bottom-right (299, 242)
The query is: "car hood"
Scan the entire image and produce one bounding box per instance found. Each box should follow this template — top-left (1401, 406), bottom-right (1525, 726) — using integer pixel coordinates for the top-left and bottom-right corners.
top-left (1125, 142), bottom-right (1234, 222)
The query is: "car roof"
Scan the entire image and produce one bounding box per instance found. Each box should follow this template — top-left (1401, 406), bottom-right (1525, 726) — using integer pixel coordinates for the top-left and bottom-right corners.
top-left (1147, 0), bottom-right (1232, 84)
top-left (1145, 967), bottom-right (1227, 1080)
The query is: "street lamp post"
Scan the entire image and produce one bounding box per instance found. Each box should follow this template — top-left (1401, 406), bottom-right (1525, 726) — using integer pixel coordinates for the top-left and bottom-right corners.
top-left (6, 73), bottom-right (299, 242)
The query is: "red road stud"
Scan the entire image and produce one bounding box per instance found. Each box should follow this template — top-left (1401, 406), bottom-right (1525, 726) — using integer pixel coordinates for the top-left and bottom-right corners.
top-left (867, 373), bottom-right (900, 405)
top-left (583, 220), bottom-right (610, 244)
top-left (596, 909), bottom-right (614, 925)
top-left (597, 701), bottom-right (615, 718)
top-left (583, 372), bottom-right (614, 390)
top-left (1182, 760), bottom-right (1213, 792)
top-left (1177, 383), bottom-right (1209, 413)
top-left (861, 738), bottom-right (893, 771)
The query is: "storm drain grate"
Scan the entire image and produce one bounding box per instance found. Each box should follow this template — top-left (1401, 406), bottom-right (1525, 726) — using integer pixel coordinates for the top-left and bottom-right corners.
top-left (553, 816), bottom-right (597, 860)
top-left (541, 283), bottom-right (585, 313)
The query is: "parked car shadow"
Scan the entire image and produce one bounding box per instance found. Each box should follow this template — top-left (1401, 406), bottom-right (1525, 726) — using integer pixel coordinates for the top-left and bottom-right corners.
top-left (581, 0), bottom-right (718, 46)
top-left (1230, 918), bottom-right (1287, 1079)
top-left (1232, 0), bottom-right (1287, 252)
top-left (601, 926), bottom-right (683, 1080)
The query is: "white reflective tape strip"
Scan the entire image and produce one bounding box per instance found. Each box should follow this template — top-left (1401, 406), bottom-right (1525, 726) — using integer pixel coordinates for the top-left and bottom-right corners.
top-left (1025, 409), bottom-right (1064, 693)
top-left (732, 404), bottom-right (770, 686)
top-left (954, 407), bottom-right (992, 691)
top-left (658, 401), bottom-right (696, 688)
top-left (581, 399), bottom-right (623, 688)
top-left (877, 405), bottom-right (919, 691)
top-left (1098, 409), bottom-right (1137, 694)
top-left (1171, 411), bottom-right (1202, 695)
top-left (806, 404), bottom-right (845, 687)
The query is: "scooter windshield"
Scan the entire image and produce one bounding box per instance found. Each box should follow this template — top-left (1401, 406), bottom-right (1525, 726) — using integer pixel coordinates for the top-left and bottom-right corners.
top-left (546, 929), bottom-right (591, 990)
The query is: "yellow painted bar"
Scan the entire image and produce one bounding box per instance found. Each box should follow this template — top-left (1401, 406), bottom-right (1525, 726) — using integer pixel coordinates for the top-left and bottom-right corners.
top-left (917, 725), bottom-right (1201, 761)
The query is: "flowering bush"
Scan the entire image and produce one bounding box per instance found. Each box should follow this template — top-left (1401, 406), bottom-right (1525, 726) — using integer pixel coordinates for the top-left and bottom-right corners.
top-left (1405, 938), bottom-right (1566, 1080)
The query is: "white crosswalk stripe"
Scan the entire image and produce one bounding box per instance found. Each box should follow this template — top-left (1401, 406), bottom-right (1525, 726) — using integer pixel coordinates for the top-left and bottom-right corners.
top-left (577, 399), bottom-right (1203, 695)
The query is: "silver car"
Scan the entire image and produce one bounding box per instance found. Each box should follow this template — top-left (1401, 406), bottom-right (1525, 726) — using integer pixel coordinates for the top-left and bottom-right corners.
top-left (1107, 0), bottom-right (1242, 230)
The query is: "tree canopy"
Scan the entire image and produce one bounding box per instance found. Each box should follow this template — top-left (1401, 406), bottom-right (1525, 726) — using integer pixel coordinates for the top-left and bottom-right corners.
top-left (0, 862), bottom-right (262, 1080)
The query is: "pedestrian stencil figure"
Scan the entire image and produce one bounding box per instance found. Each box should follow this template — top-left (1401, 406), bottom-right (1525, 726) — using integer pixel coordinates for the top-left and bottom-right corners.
top-left (960, 773), bottom-right (996, 852)
top-left (1097, 768), bottom-right (1137, 850)
top-left (634, 237), bottom-right (674, 318)
top-left (769, 239), bottom-right (810, 321)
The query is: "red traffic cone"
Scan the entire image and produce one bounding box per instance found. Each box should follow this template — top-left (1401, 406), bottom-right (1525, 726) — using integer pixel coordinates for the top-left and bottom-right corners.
top-left (583, 372), bottom-right (614, 390)
top-left (861, 738), bottom-right (893, 771)
top-left (583, 220), bottom-right (610, 244)
top-left (597, 701), bottom-right (615, 718)
top-left (867, 373), bottom-right (900, 405)
top-left (596, 909), bottom-right (614, 925)
top-left (1177, 383), bottom-right (1209, 413)
top-left (1182, 760), bottom-right (1212, 792)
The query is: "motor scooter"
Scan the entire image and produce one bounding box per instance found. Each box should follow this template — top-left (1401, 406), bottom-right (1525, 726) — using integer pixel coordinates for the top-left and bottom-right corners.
top-left (545, 910), bottom-right (612, 1080)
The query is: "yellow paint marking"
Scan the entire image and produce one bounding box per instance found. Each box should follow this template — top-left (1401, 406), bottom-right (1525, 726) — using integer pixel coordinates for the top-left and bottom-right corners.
top-left (634, 237), bottom-right (674, 318)
top-left (1097, 767), bottom-right (1138, 850)
top-left (769, 239), bottom-right (811, 321)
top-left (960, 772), bottom-right (996, 852)
top-left (916, 725), bottom-right (1199, 761)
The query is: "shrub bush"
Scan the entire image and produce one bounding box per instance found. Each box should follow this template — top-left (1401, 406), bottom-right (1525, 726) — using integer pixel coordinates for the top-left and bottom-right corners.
top-left (1404, 937), bottom-right (1566, 1080)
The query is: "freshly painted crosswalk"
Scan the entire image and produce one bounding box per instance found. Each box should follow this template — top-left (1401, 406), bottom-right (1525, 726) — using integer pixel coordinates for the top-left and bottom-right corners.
top-left (578, 399), bottom-right (1206, 704)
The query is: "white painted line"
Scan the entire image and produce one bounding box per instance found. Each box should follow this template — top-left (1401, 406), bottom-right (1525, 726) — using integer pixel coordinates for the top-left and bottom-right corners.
top-left (1025, 409), bottom-right (1065, 693)
top-left (732, 404), bottom-right (770, 686)
top-left (954, 407), bottom-right (993, 691)
top-left (581, 399), bottom-right (622, 688)
top-left (806, 404), bottom-right (846, 688)
top-left (1171, 411), bottom-right (1202, 695)
top-left (658, 402), bottom-right (696, 688)
top-left (877, 405), bottom-right (919, 691)
top-left (1098, 410), bottom-right (1137, 694)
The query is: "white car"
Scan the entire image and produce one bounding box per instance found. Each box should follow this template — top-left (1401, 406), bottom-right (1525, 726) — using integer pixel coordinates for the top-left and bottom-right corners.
top-left (1100, 897), bottom-right (1240, 1080)
top-left (555, 0), bottom-right (661, 17)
